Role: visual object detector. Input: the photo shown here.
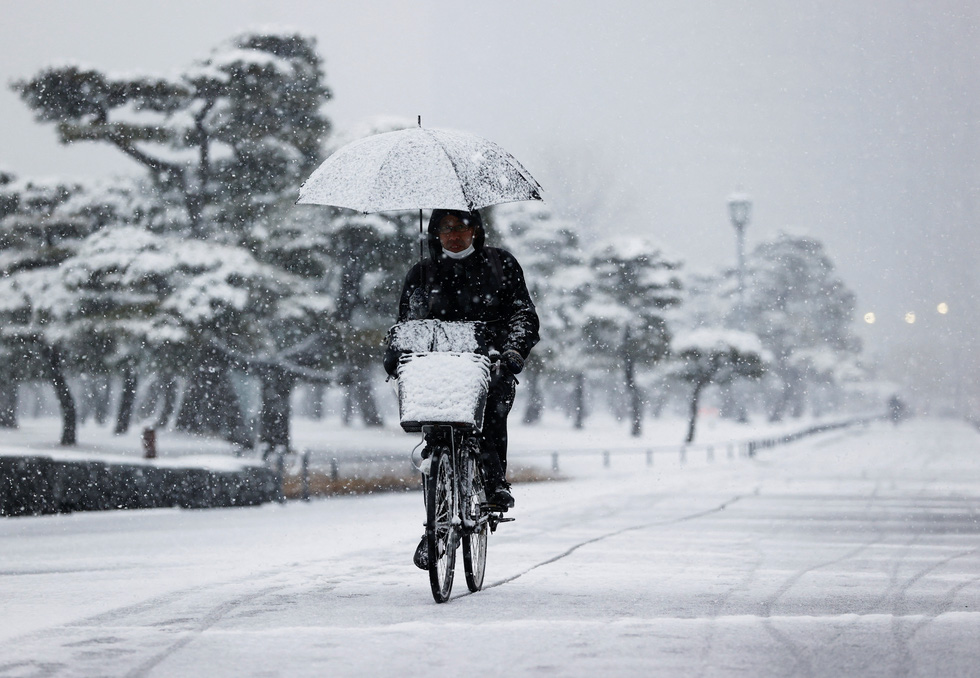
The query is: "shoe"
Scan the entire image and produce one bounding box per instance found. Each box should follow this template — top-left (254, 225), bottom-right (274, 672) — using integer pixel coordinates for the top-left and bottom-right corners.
top-left (413, 536), bottom-right (428, 570)
top-left (488, 481), bottom-right (515, 510)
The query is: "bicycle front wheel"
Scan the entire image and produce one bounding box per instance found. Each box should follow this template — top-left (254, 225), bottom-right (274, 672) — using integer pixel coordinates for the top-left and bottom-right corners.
top-left (462, 523), bottom-right (488, 592)
top-left (462, 454), bottom-right (488, 592)
top-left (426, 449), bottom-right (457, 603)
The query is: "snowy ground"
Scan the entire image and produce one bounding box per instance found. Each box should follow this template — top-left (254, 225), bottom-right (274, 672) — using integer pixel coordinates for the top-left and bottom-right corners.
top-left (1, 416), bottom-right (978, 677)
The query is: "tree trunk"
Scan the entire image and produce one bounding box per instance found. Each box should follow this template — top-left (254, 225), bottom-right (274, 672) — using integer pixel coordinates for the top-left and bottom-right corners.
top-left (790, 378), bottom-right (806, 418)
top-left (156, 374), bottom-right (178, 429)
top-left (719, 382), bottom-right (747, 422)
top-left (623, 347), bottom-right (642, 437)
top-left (259, 368), bottom-right (296, 451)
top-left (649, 389), bottom-right (668, 418)
top-left (572, 372), bottom-right (586, 429)
top-left (93, 374), bottom-right (111, 426)
top-left (0, 380), bottom-right (18, 428)
top-left (350, 363), bottom-right (383, 427)
top-left (175, 347), bottom-right (248, 445)
top-left (768, 376), bottom-right (790, 423)
top-left (308, 383), bottom-right (325, 420)
top-left (339, 368), bottom-right (354, 426)
top-left (77, 374), bottom-right (93, 424)
top-left (522, 360), bottom-right (543, 425)
top-left (114, 363), bottom-right (138, 434)
top-left (140, 372), bottom-right (179, 427)
top-left (685, 380), bottom-right (707, 444)
top-left (41, 344), bottom-right (76, 446)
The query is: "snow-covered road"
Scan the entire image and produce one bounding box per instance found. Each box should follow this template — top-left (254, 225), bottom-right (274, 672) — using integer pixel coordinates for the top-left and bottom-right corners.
top-left (1, 418), bottom-right (978, 677)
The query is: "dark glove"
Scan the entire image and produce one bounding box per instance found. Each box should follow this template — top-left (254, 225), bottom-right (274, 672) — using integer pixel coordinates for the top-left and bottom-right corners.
top-left (383, 346), bottom-right (402, 377)
top-left (501, 349), bottom-right (525, 375)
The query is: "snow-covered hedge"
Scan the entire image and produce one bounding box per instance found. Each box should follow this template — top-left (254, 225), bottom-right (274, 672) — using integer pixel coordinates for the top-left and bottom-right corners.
top-left (0, 455), bottom-right (277, 517)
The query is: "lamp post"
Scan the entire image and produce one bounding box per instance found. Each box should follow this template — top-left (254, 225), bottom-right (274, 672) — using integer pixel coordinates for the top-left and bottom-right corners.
top-left (727, 192), bottom-right (752, 328)
top-left (726, 191), bottom-right (752, 424)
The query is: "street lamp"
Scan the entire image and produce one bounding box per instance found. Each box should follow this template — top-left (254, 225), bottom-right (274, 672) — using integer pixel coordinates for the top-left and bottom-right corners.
top-left (728, 191), bottom-right (752, 327)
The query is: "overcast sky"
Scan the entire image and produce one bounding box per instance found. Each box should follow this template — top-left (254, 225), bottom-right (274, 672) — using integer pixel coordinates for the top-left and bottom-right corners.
top-left (2, 0), bottom-right (978, 394)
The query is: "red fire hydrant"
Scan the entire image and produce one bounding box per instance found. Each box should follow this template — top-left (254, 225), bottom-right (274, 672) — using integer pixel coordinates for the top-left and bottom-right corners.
top-left (142, 427), bottom-right (157, 459)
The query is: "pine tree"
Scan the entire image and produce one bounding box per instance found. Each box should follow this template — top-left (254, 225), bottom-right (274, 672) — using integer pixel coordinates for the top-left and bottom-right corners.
top-left (491, 201), bottom-right (585, 424)
top-left (12, 29), bottom-right (334, 445)
top-left (741, 233), bottom-right (861, 420)
top-left (668, 329), bottom-right (767, 442)
top-left (584, 237), bottom-right (682, 435)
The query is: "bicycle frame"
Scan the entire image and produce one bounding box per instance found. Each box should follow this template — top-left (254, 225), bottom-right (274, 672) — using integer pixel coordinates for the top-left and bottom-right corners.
top-left (422, 424), bottom-right (486, 533)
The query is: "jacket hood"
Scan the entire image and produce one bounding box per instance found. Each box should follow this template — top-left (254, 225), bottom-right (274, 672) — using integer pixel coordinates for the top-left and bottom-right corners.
top-left (426, 209), bottom-right (485, 260)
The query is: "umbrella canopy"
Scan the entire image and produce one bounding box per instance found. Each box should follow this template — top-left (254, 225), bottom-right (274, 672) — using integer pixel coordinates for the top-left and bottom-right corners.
top-left (297, 126), bottom-right (543, 213)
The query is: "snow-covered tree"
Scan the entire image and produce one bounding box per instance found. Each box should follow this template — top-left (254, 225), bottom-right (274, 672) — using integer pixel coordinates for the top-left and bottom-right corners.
top-left (13, 30), bottom-right (334, 445)
top-left (271, 116), bottom-right (420, 427)
top-left (741, 233), bottom-right (861, 420)
top-left (55, 224), bottom-right (337, 447)
top-left (14, 30), bottom-right (330, 241)
top-left (0, 174), bottom-right (161, 441)
top-left (491, 201), bottom-right (586, 424)
top-left (583, 237), bottom-right (682, 435)
top-left (668, 329), bottom-right (767, 442)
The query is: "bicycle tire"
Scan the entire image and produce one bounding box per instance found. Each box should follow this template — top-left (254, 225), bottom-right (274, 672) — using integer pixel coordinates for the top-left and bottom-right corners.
top-left (462, 450), bottom-right (488, 592)
top-left (426, 448), bottom-right (457, 603)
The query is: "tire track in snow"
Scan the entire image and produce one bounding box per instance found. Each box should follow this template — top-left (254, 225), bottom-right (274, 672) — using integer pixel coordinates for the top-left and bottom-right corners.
top-left (694, 521), bottom-right (774, 678)
top-left (757, 481), bottom-right (891, 673)
top-left (122, 583), bottom-right (288, 678)
top-left (889, 545), bottom-right (980, 678)
top-left (477, 492), bottom-right (752, 593)
top-left (0, 549), bottom-right (386, 676)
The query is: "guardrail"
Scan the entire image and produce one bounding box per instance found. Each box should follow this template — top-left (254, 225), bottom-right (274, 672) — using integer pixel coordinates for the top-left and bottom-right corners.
top-left (287, 414), bottom-right (885, 489)
top-left (525, 414), bottom-right (883, 473)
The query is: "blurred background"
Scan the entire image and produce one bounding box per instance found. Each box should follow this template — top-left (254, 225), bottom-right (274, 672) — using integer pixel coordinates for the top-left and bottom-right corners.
top-left (1, 0), bottom-right (976, 440)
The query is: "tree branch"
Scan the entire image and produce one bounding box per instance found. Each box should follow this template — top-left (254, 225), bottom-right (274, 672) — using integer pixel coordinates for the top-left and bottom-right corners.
top-left (108, 134), bottom-right (184, 179)
top-left (209, 337), bottom-right (335, 384)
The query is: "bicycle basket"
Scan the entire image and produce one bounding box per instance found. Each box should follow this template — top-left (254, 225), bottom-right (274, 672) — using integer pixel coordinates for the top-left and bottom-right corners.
top-left (397, 352), bottom-right (491, 433)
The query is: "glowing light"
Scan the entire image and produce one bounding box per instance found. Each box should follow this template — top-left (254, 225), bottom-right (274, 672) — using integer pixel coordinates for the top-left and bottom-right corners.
top-left (904, 312), bottom-right (916, 324)
top-left (864, 312), bottom-right (876, 324)
top-left (937, 302), bottom-right (949, 314)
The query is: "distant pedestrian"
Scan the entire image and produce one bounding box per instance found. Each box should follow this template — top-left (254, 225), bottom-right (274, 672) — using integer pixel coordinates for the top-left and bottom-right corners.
top-left (887, 395), bottom-right (906, 425)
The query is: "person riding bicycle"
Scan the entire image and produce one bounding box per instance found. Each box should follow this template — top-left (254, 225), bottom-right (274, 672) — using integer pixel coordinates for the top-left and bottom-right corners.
top-left (386, 208), bottom-right (540, 514)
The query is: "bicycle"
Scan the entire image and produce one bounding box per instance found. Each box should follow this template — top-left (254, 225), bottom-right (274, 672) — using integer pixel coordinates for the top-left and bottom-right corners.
top-left (388, 319), bottom-right (513, 603)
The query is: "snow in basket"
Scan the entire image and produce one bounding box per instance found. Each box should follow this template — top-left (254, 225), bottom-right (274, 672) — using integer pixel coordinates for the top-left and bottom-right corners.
top-left (397, 353), bottom-right (491, 432)
top-left (388, 319), bottom-right (483, 353)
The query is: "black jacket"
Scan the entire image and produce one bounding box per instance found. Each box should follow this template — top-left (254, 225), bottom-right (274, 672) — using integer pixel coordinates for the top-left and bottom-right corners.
top-left (396, 216), bottom-right (540, 359)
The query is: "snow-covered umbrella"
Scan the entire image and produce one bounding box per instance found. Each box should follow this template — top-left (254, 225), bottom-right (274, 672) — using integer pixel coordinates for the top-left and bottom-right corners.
top-left (297, 123), bottom-right (543, 213)
top-left (298, 122), bottom-right (544, 267)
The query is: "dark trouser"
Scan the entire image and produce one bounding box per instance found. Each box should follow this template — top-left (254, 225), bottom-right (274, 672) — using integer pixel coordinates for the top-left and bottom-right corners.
top-left (478, 371), bottom-right (516, 488)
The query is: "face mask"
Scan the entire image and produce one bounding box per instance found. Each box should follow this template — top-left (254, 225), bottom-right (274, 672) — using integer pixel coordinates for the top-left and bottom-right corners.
top-left (443, 244), bottom-right (475, 259)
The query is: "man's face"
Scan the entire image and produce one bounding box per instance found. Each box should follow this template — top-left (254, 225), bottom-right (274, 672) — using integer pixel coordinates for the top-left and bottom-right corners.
top-left (437, 215), bottom-right (476, 253)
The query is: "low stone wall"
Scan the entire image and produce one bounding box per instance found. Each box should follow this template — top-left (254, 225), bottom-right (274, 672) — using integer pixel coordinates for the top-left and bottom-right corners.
top-left (0, 455), bottom-right (278, 517)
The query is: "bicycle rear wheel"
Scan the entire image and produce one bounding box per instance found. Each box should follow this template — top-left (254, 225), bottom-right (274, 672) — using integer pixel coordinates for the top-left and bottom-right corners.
top-left (462, 454), bottom-right (488, 592)
top-left (426, 449), bottom-right (457, 603)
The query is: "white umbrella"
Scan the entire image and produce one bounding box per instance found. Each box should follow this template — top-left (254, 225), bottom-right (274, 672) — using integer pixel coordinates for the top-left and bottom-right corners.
top-left (297, 125), bottom-right (543, 213)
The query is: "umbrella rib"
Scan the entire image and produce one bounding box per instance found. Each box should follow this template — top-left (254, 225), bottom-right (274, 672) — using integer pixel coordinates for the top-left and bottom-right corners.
top-left (426, 131), bottom-right (473, 211)
top-left (365, 144), bottom-right (400, 213)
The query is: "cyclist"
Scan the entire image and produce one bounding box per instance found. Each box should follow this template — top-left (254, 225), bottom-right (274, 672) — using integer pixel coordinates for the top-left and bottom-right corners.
top-left (386, 208), bottom-right (539, 564)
